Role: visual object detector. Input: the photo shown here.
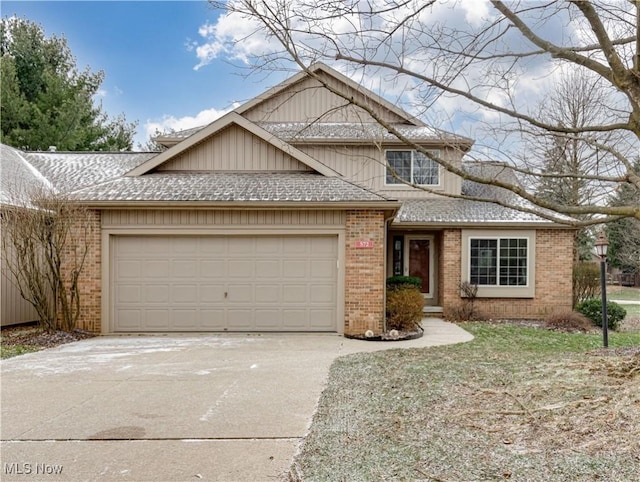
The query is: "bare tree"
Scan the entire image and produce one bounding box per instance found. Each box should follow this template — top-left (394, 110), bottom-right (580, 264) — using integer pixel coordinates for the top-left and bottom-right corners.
top-left (1, 188), bottom-right (94, 332)
top-left (209, 0), bottom-right (640, 226)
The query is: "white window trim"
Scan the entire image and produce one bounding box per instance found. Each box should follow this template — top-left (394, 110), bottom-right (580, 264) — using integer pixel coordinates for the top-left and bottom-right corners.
top-left (461, 229), bottom-right (536, 298)
top-left (384, 149), bottom-right (441, 187)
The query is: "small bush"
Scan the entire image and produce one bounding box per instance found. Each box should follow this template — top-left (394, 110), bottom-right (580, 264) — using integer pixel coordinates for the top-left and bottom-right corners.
top-left (386, 276), bottom-right (422, 290)
top-left (573, 263), bottom-right (601, 307)
top-left (386, 286), bottom-right (424, 331)
top-left (447, 304), bottom-right (488, 323)
top-left (544, 310), bottom-right (594, 333)
top-left (576, 298), bottom-right (627, 331)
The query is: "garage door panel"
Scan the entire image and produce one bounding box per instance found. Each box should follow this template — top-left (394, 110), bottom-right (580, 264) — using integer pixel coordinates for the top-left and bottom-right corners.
top-left (201, 260), bottom-right (225, 278)
top-left (228, 284), bottom-right (253, 303)
top-left (172, 260), bottom-right (198, 277)
top-left (227, 309), bottom-right (253, 328)
top-left (309, 310), bottom-right (334, 329)
top-left (310, 259), bottom-right (335, 278)
top-left (283, 285), bottom-right (307, 303)
top-left (283, 260), bottom-right (307, 277)
top-left (172, 285), bottom-right (198, 303)
top-left (145, 285), bottom-right (169, 303)
top-left (255, 285), bottom-right (280, 302)
top-left (254, 309), bottom-right (281, 328)
top-left (228, 259), bottom-right (254, 277)
top-left (145, 260), bottom-right (170, 278)
top-left (145, 310), bottom-right (169, 329)
top-left (255, 259), bottom-right (280, 278)
top-left (113, 235), bottom-right (337, 332)
top-left (310, 284), bottom-right (334, 303)
top-left (199, 309), bottom-right (226, 329)
top-left (200, 284), bottom-right (226, 303)
top-left (116, 310), bottom-right (142, 329)
top-left (117, 285), bottom-right (141, 303)
top-left (117, 260), bottom-right (141, 278)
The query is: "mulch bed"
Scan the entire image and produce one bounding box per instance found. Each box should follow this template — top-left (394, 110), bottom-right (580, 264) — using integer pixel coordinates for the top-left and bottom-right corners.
top-left (1, 324), bottom-right (95, 350)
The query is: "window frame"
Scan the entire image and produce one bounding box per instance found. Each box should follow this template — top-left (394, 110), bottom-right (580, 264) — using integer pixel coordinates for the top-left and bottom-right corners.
top-left (384, 149), bottom-right (441, 187)
top-left (469, 237), bottom-right (529, 287)
top-left (461, 230), bottom-right (536, 298)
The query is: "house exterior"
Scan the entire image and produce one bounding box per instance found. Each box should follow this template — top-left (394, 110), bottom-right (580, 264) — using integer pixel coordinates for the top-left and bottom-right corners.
top-left (0, 63), bottom-right (574, 335)
top-left (0, 144), bottom-right (45, 326)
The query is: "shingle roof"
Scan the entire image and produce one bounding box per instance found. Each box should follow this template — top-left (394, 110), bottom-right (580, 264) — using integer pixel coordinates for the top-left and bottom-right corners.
top-left (156, 122), bottom-right (472, 144)
top-left (23, 151), bottom-right (156, 192)
top-left (394, 162), bottom-right (571, 225)
top-left (0, 144), bottom-right (53, 208)
top-left (69, 172), bottom-right (390, 203)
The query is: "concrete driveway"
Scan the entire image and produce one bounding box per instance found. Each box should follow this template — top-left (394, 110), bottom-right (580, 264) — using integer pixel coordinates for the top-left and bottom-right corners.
top-left (1, 319), bottom-right (472, 481)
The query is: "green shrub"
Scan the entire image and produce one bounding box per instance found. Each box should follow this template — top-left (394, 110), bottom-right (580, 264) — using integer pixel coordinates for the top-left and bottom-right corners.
top-left (386, 276), bottom-right (422, 290)
top-left (386, 285), bottom-right (424, 331)
top-left (575, 298), bottom-right (627, 331)
top-left (573, 262), bottom-right (601, 307)
top-left (544, 310), bottom-right (594, 333)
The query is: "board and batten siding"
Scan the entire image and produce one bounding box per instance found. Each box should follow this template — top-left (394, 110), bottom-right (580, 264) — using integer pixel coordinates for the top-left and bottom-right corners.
top-left (296, 144), bottom-right (463, 198)
top-left (158, 125), bottom-right (312, 172)
top-left (102, 210), bottom-right (347, 228)
top-left (243, 72), bottom-right (408, 124)
top-left (1, 242), bottom-right (39, 326)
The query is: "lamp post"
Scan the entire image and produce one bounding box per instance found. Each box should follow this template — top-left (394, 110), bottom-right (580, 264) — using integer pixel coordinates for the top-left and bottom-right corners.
top-left (595, 232), bottom-right (609, 348)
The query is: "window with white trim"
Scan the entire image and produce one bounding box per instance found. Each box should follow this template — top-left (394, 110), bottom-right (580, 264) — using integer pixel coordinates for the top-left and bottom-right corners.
top-left (385, 150), bottom-right (439, 185)
top-left (469, 237), bottom-right (528, 286)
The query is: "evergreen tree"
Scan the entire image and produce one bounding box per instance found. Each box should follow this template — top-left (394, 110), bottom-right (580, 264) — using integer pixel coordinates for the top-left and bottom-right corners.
top-left (0, 16), bottom-right (136, 151)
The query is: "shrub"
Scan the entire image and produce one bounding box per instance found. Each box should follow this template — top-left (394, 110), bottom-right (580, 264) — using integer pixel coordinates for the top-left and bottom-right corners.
top-left (544, 310), bottom-right (594, 333)
top-left (573, 262), bottom-right (601, 307)
top-left (386, 285), bottom-right (424, 331)
top-left (447, 282), bottom-right (486, 322)
top-left (386, 276), bottom-right (422, 290)
top-left (576, 298), bottom-right (627, 331)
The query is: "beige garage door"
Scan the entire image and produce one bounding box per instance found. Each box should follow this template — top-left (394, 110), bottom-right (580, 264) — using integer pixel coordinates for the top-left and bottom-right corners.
top-left (112, 235), bottom-right (338, 332)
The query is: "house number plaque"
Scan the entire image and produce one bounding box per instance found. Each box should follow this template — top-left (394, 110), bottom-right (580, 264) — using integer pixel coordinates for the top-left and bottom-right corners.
top-left (355, 240), bottom-right (374, 248)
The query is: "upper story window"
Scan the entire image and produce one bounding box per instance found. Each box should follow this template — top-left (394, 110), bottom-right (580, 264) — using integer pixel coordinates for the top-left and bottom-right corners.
top-left (385, 150), bottom-right (440, 186)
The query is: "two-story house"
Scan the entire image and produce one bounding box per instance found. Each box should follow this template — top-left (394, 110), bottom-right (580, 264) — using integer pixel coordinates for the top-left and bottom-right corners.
top-left (1, 63), bottom-right (574, 335)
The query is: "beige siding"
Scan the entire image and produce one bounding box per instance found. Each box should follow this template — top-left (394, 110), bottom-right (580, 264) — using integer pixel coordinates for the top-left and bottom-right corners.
top-left (102, 209), bottom-right (346, 228)
top-left (1, 241), bottom-right (39, 326)
top-left (158, 125), bottom-right (312, 172)
top-left (244, 73), bottom-right (408, 124)
top-left (296, 144), bottom-right (463, 198)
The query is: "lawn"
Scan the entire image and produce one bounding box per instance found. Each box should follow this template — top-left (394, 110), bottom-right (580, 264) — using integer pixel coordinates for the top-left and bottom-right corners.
top-left (607, 285), bottom-right (640, 302)
top-left (290, 323), bottom-right (640, 481)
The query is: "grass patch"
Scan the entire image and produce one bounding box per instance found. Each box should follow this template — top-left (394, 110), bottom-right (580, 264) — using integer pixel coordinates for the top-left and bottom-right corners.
top-left (0, 344), bottom-right (41, 359)
top-left (290, 323), bottom-right (640, 481)
top-left (608, 286), bottom-right (640, 301)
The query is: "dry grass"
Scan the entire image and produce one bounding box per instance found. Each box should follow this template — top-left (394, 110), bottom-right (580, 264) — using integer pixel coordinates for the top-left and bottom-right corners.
top-left (290, 323), bottom-right (640, 481)
top-left (1, 324), bottom-right (94, 359)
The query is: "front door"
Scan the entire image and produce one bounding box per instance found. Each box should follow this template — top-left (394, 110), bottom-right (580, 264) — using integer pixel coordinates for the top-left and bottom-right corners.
top-left (406, 236), bottom-right (433, 297)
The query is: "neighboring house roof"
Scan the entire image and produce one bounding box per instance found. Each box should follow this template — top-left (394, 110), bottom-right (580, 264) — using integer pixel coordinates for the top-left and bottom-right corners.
top-left (24, 151), bottom-right (155, 192)
top-left (394, 162), bottom-right (572, 226)
top-left (0, 144), bottom-right (53, 208)
top-left (157, 122), bottom-right (473, 147)
top-left (69, 172), bottom-right (391, 204)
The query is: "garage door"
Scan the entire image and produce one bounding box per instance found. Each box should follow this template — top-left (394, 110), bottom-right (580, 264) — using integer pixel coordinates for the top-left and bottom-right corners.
top-left (112, 235), bottom-right (338, 332)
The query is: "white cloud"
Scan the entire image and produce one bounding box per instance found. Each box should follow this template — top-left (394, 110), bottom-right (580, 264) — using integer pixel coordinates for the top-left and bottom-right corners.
top-left (143, 106), bottom-right (237, 140)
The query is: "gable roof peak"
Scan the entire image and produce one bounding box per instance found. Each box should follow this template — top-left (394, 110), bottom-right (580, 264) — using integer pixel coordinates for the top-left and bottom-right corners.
top-left (235, 62), bottom-right (426, 127)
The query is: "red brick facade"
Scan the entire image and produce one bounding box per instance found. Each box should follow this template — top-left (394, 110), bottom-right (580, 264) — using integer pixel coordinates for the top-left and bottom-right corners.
top-left (441, 228), bottom-right (574, 319)
top-left (66, 209), bottom-right (102, 332)
top-left (344, 210), bottom-right (386, 335)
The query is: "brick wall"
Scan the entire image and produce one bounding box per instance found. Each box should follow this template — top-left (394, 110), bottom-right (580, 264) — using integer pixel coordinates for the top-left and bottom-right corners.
top-left (345, 210), bottom-right (386, 335)
top-left (442, 228), bottom-right (574, 319)
top-left (61, 209), bottom-right (101, 332)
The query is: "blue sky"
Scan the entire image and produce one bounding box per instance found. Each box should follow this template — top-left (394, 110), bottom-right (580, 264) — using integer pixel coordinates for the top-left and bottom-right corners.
top-left (2, 1), bottom-right (279, 147)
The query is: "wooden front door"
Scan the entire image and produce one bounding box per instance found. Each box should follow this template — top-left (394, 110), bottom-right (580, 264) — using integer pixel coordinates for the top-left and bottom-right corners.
top-left (406, 237), bottom-right (433, 296)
